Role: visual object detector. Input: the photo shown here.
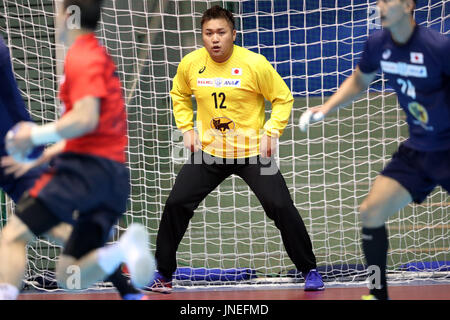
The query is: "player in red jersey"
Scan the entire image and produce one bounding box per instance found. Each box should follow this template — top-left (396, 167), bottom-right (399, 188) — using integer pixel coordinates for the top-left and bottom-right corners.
top-left (0, 0), bottom-right (154, 299)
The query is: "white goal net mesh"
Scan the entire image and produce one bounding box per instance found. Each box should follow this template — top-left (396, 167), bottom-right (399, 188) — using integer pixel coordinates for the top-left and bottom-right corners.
top-left (0, 0), bottom-right (448, 290)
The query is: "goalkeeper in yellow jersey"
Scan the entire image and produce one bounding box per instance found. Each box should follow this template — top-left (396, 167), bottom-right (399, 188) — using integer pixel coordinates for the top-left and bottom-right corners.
top-left (149, 5), bottom-right (324, 293)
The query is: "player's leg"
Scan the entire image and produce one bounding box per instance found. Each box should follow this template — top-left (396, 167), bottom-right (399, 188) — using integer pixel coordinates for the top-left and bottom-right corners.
top-left (359, 174), bottom-right (412, 300)
top-left (43, 222), bottom-right (72, 246)
top-left (153, 151), bottom-right (230, 289)
top-left (50, 154), bottom-right (153, 290)
top-left (43, 222), bottom-right (144, 299)
top-left (55, 213), bottom-right (114, 289)
top-left (0, 195), bottom-right (61, 299)
top-left (359, 144), bottom-right (437, 300)
top-left (56, 210), bottom-right (154, 290)
top-left (235, 156), bottom-right (322, 289)
top-left (0, 215), bottom-right (35, 289)
top-left (360, 175), bottom-right (412, 228)
top-left (2, 164), bottom-right (142, 299)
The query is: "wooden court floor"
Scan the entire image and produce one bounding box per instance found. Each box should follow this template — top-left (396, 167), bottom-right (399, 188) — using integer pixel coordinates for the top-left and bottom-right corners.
top-left (17, 283), bottom-right (450, 300)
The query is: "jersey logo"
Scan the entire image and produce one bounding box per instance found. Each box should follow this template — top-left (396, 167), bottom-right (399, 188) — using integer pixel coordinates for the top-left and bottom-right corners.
top-left (382, 49), bottom-right (391, 60)
top-left (380, 61), bottom-right (427, 78)
top-left (231, 68), bottom-right (242, 76)
top-left (199, 66), bottom-right (206, 74)
top-left (408, 102), bottom-right (434, 131)
top-left (197, 78), bottom-right (241, 88)
top-left (197, 78), bottom-right (214, 86)
top-left (210, 117), bottom-right (235, 134)
top-left (410, 52), bottom-right (423, 64)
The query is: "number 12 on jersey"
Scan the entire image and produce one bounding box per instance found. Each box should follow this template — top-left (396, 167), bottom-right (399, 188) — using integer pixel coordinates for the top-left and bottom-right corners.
top-left (212, 92), bottom-right (227, 109)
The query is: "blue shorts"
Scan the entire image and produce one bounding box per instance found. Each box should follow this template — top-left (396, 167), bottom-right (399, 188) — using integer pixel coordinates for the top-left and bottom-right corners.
top-left (381, 144), bottom-right (450, 204)
top-left (21, 152), bottom-right (130, 235)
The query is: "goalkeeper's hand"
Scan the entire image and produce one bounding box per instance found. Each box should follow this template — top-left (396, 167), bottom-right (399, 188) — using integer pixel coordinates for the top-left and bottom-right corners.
top-left (260, 133), bottom-right (278, 159)
top-left (183, 129), bottom-right (201, 152)
top-left (299, 107), bottom-right (327, 132)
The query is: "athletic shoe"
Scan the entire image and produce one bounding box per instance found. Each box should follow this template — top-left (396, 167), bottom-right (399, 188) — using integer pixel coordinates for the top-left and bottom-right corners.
top-left (303, 269), bottom-right (325, 291)
top-left (362, 292), bottom-right (389, 300)
top-left (122, 293), bottom-right (152, 300)
top-left (119, 223), bottom-right (156, 288)
top-left (0, 283), bottom-right (19, 300)
top-left (361, 294), bottom-right (378, 300)
top-left (148, 272), bottom-right (173, 294)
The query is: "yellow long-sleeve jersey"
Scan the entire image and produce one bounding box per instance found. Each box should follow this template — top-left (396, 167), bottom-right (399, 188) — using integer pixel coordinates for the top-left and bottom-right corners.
top-left (170, 45), bottom-right (294, 158)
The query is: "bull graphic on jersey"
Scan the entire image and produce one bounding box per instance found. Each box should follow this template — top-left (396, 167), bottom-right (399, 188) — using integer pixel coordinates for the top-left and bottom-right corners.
top-left (211, 117), bottom-right (235, 134)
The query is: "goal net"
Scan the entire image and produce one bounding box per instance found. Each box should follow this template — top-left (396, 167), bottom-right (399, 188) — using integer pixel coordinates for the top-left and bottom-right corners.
top-left (0, 0), bottom-right (448, 290)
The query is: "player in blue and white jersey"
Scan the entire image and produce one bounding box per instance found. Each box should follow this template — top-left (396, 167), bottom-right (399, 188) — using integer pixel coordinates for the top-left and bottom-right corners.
top-left (299, 0), bottom-right (450, 300)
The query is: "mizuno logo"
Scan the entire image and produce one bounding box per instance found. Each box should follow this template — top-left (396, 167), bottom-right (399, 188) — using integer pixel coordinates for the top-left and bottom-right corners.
top-left (199, 66), bottom-right (206, 74)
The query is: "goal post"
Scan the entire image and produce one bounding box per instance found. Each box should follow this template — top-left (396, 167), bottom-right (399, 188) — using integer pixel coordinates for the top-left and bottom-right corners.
top-left (0, 0), bottom-right (448, 290)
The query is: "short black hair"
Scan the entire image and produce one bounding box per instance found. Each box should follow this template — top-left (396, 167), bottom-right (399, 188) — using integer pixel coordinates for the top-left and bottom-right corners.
top-left (63, 0), bottom-right (103, 30)
top-left (201, 5), bottom-right (235, 30)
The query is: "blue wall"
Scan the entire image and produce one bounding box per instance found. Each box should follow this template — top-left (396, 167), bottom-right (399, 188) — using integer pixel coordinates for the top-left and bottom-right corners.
top-left (233, 0), bottom-right (450, 96)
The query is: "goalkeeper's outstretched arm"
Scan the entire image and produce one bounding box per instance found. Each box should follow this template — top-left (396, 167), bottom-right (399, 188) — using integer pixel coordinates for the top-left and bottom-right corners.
top-left (299, 67), bottom-right (377, 132)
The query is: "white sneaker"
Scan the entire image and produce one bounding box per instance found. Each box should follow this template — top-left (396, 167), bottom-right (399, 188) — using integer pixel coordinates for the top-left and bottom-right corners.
top-left (0, 283), bottom-right (19, 300)
top-left (119, 224), bottom-right (155, 288)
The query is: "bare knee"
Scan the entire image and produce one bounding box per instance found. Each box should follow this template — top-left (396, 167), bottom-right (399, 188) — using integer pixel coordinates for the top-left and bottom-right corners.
top-left (0, 215), bottom-right (35, 246)
top-left (359, 200), bottom-right (385, 228)
top-left (44, 223), bottom-right (73, 246)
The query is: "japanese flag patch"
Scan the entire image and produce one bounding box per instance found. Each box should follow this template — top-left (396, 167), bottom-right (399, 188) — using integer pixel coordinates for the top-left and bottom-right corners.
top-left (410, 52), bottom-right (423, 64)
top-left (231, 68), bottom-right (242, 76)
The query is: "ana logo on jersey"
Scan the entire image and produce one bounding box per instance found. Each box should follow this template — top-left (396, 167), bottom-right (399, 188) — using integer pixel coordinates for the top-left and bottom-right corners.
top-left (410, 52), bottom-right (424, 64)
top-left (210, 117), bottom-right (235, 134)
top-left (408, 102), bottom-right (434, 131)
top-left (382, 49), bottom-right (391, 60)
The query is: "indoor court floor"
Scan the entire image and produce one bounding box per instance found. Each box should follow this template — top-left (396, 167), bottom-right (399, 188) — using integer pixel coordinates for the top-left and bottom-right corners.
top-left (17, 283), bottom-right (450, 300)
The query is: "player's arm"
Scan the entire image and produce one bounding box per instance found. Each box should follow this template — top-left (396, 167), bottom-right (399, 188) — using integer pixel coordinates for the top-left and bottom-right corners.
top-left (5, 96), bottom-right (100, 157)
top-left (170, 58), bottom-right (200, 152)
top-left (299, 67), bottom-right (377, 132)
top-left (51, 96), bottom-right (100, 139)
top-left (317, 67), bottom-right (376, 115)
top-left (256, 57), bottom-right (294, 157)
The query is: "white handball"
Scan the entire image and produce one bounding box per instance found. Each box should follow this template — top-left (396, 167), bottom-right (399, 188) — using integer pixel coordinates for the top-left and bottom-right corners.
top-left (5, 122), bottom-right (40, 163)
top-left (299, 110), bottom-right (324, 132)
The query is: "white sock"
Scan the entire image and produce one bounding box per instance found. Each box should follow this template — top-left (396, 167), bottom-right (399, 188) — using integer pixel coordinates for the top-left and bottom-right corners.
top-left (0, 283), bottom-right (19, 300)
top-left (96, 243), bottom-right (125, 275)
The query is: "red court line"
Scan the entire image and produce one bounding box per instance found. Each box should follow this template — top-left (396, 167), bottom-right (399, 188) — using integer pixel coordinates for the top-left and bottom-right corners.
top-left (18, 284), bottom-right (450, 300)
